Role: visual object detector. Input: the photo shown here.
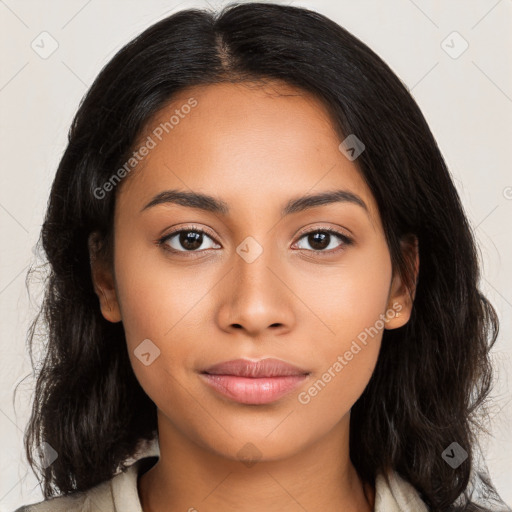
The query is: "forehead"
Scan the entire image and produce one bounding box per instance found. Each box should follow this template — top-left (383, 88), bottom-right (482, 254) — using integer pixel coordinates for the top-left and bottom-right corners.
top-left (117, 80), bottom-right (380, 226)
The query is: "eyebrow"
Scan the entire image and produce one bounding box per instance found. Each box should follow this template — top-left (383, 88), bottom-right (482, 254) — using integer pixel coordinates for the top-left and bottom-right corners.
top-left (141, 189), bottom-right (368, 217)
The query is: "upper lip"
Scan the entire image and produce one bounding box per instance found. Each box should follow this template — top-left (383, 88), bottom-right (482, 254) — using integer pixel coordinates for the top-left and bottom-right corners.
top-left (201, 358), bottom-right (310, 378)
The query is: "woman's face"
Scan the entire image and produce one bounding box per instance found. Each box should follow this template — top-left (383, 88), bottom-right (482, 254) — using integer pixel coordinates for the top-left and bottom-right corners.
top-left (91, 81), bottom-right (412, 462)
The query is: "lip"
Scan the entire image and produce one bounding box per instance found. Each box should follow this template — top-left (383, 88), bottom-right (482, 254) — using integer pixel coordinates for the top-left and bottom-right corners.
top-left (199, 358), bottom-right (310, 405)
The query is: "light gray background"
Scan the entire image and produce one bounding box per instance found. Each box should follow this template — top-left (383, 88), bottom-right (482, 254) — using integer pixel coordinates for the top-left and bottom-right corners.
top-left (1, 0), bottom-right (511, 510)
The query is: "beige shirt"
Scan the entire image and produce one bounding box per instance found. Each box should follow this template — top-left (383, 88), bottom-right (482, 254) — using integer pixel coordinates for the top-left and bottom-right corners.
top-left (15, 456), bottom-right (429, 512)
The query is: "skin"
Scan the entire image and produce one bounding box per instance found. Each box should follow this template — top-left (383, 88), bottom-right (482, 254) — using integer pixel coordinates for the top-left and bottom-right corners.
top-left (89, 80), bottom-right (417, 512)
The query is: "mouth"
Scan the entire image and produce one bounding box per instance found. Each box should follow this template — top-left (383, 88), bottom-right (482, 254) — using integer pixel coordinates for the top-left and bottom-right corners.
top-left (199, 358), bottom-right (310, 405)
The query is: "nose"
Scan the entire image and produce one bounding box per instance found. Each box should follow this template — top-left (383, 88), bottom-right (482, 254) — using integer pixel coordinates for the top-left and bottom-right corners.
top-left (215, 241), bottom-right (296, 338)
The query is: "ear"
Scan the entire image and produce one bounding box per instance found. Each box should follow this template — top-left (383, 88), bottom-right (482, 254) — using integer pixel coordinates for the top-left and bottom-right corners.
top-left (385, 234), bottom-right (419, 330)
top-left (88, 231), bottom-right (122, 323)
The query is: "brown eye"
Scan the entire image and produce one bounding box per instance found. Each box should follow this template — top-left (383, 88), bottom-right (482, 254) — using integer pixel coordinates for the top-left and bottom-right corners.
top-left (177, 231), bottom-right (204, 251)
top-left (158, 228), bottom-right (221, 253)
top-left (294, 229), bottom-right (353, 253)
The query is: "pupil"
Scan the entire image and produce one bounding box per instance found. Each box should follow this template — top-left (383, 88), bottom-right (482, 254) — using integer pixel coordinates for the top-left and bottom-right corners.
top-left (180, 231), bottom-right (202, 250)
top-left (310, 232), bottom-right (329, 250)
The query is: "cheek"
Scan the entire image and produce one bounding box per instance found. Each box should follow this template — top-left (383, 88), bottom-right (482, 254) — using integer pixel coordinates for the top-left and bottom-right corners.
top-left (113, 227), bottom-right (209, 340)
top-left (294, 243), bottom-right (391, 415)
top-left (112, 239), bottom-right (218, 394)
top-left (303, 240), bottom-right (393, 342)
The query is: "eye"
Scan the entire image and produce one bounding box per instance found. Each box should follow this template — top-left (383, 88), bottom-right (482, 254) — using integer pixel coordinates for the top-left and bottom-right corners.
top-left (157, 225), bottom-right (221, 254)
top-left (156, 225), bottom-right (353, 257)
top-left (293, 228), bottom-right (353, 254)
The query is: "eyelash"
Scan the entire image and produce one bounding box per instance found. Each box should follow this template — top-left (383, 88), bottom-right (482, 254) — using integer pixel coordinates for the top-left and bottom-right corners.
top-left (156, 224), bottom-right (353, 257)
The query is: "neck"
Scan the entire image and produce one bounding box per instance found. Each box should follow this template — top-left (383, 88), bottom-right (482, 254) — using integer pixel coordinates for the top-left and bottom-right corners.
top-left (138, 413), bottom-right (374, 512)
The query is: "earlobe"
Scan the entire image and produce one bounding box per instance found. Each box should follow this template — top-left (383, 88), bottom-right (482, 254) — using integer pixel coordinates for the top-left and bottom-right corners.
top-left (88, 232), bottom-right (122, 323)
top-left (384, 294), bottom-right (410, 330)
top-left (385, 235), bottom-right (419, 330)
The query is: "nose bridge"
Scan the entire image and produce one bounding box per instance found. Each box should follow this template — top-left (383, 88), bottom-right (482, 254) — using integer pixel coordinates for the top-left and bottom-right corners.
top-left (216, 232), bottom-right (295, 335)
top-left (233, 233), bottom-right (279, 299)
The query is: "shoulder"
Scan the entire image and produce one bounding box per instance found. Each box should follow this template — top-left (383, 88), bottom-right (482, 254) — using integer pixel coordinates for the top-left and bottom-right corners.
top-left (13, 478), bottom-right (113, 512)
top-left (374, 470), bottom-right (429, 512)
top-left (13, 455), bottom-right (159, 512)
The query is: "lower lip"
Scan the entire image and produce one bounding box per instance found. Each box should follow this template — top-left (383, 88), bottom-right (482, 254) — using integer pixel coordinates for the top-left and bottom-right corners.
top-left (200, 373), bottom-right (308, 404)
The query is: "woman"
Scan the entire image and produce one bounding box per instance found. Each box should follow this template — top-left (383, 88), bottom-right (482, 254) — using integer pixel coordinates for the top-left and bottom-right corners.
top-left (15, 2), bottom-right (510, 511)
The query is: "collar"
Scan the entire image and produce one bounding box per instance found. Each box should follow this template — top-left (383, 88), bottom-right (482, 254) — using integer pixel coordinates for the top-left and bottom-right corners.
top-left (109, 456), bottom-right (428, 512)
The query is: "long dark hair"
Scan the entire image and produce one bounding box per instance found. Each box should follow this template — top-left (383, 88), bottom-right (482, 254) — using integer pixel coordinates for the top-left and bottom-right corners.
top-left (19, 3), bottom-right (506, 510)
